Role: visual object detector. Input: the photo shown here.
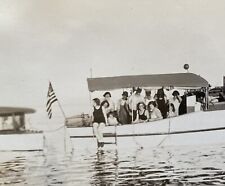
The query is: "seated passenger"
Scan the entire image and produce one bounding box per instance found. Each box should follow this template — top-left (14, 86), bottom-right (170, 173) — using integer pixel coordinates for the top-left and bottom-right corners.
top-left (148, 101), bottom-right (163, 121)
top-left (167, 103), bottom-right (177, 118)
top-left (103, 92), bottom-right (115, 114)
top-left (107, 112), bottom-right (119, 126)
top-left (92, 98), bottom-right (108, 147)
top-left (101, 100), bottom-right (110, 110)
top-left (134, 102), bottom-right (149, 123)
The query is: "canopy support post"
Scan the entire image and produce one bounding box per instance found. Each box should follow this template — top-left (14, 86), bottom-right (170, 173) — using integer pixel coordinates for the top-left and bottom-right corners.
top-left (205, 86), bottom-right (209, 110)
top-left (131, 88), bottom-right (134, 123)
top-left (89, 68), bottom-right (93, 125)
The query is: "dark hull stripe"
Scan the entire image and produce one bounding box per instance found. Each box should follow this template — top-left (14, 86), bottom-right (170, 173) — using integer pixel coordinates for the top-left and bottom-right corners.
top-left (69, 127), bottom-right (225, 138)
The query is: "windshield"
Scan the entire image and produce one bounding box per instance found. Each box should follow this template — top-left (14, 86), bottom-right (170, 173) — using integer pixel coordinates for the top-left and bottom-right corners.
top-left (0, 114), bottom-right (25, 131)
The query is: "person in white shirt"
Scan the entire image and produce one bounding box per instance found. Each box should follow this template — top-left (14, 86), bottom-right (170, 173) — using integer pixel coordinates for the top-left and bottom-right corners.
top-left (167, 103), bottom-right (177, 118)
top-left (128, 87), bottom-right (145, 122)
top-left (169, 90), bottom-right (182, 116)
top-left (144, 89), bottom-right (155, 106)
top-left (103, 92), bottom-right (115, 114)
top-left (107, 112), bottom-right (119, 126)
top-left (148, 101), bottom-right (163, 121)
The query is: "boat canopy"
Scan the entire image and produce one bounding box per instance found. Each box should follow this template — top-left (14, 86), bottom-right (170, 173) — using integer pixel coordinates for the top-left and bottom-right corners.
top-left (0, 107), bottom-right (35, 116)
top-left (87, 73), bottom-right (209, 92)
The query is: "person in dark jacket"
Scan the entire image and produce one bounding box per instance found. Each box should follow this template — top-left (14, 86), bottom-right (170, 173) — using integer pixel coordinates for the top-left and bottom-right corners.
top-left (155, 88), bottom-right (168, 119)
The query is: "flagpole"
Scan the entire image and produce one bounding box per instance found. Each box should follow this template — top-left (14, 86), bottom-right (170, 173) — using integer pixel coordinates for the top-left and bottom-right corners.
top-left (49, 81), bottom-right (68, 153)
top-left (57, 99), bottom-right (67, 120)
top-left (89, 68), bottom-right (93, 122)
top-left (49, 81), bottom-right (67, 120)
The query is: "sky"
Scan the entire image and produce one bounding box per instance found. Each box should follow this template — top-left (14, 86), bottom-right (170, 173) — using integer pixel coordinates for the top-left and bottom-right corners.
top-left (0, 0), bottom-right (225, 127)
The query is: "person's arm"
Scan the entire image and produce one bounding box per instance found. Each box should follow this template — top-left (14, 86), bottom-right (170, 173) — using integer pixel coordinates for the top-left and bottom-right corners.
top-left (155, 109), bottom-right (163, 120)
top-left (111, 100), bottom-right (115, 111)
top-left (117, 100), bottom-right (120, 115)
top-left (102, 107), bottom-right (108, 125)
top-left (114, 118), bottom-right (119, 125)
top-left (149, 109), bottom-right (163, 122)
top-left (145, 110), bottom-right (149, 121)
top-left (177, 96), bottom-right (182, 103)
top-left (133, 111), bottom-right (139, 123)
top-left (91, 107), bottom-right (94, 123)
top-left (164, 95), bottom-right (168, 104)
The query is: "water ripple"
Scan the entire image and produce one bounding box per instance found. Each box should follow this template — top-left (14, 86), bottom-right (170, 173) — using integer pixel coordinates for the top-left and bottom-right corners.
top-left (0, 142), bottom-right (225, 185)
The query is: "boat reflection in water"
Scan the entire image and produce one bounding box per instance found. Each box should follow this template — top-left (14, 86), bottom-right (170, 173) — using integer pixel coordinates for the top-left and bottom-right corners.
top-left (0, 155), bottom-right (26, 185)
top-left (88, 143), bottom-right (225, 185)
top-left (0, 138), bottom-right (225, 185)
top-left (90, 149), bottom-right (119, 185)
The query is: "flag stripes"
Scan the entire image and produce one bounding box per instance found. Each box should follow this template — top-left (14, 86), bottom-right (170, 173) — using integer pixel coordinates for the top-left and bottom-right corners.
top-left (46, 82), bottom-right (58, 119)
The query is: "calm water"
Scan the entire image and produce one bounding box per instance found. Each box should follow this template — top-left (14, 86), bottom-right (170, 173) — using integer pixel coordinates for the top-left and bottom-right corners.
top-left (0, 129), bottom-right (225, 186)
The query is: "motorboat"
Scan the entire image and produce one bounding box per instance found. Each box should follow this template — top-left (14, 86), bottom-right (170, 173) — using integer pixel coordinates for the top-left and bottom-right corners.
top-left (0, 107), bottom-right (44, 151)
top-left (66, 73), bottom-right (225, 149)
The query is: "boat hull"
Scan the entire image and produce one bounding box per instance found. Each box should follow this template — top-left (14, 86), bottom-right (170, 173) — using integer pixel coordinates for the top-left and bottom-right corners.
top-left (67, 110), bottom-right (225, 149)
top-left (0, 132), bottom-right (44, 151)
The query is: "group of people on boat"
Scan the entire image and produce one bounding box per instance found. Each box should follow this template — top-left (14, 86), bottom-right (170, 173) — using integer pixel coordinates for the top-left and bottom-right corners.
top-left (91, 87), bottom-right (187, 146)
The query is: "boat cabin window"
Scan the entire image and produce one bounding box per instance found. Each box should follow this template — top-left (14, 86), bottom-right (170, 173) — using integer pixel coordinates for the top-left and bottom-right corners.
top-left (0, 114), bottom-right (25, 131)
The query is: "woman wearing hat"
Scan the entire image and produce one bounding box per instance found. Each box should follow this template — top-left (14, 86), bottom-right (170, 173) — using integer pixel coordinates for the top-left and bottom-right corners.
top-left (117, 91), bottom-right (130, 124)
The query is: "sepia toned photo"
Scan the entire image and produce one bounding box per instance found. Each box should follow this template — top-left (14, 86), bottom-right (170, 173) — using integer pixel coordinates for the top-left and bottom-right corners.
top-left (0, 0), bottom-right (225, 185)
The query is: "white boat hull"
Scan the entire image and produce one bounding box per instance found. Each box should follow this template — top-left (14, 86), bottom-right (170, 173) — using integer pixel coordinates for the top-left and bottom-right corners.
top-left (67, 110), bottom-right (225, 149)
top-left (0, 132), bottom-right (44, 151)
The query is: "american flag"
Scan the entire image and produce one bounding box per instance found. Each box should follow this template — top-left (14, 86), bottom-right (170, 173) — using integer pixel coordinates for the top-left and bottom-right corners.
top-left (46, 82), bottom-right (58, 119)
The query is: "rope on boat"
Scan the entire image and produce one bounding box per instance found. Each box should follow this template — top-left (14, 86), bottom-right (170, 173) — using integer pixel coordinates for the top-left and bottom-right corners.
top-left (27, 118), bottom-right (65, 133)
top-left (130, 89), bottom-right (144, 149)
top-left (132, 121), bottom-right (144, 149)
top-left (43, 125), bottom-right (65, 133)
top-left (27, 120), bottom-right (73, 154)
top-left (28, 125), bottom-right (65, 133)
top-left (157, 117), bottom-right (171, 147)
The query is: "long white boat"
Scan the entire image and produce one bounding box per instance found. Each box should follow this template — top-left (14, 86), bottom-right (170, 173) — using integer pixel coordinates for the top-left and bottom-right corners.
top-left (67, 73), bottom-right (225, 149)
top-left (0, 107), bottom-right (44, 151)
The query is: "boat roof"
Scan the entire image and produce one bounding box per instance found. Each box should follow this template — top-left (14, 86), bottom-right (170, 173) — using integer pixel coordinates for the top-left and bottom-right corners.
top-left (0, 107), bottom-right (36, 116)
top-left (87, 73), bottom-right (209, 92)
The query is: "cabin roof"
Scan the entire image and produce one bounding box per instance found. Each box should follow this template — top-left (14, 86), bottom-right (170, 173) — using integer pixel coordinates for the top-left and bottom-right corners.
top-left (87, 73), bottom-right (209, 92)
top-left (0, 107), bottom-right (35, 116)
